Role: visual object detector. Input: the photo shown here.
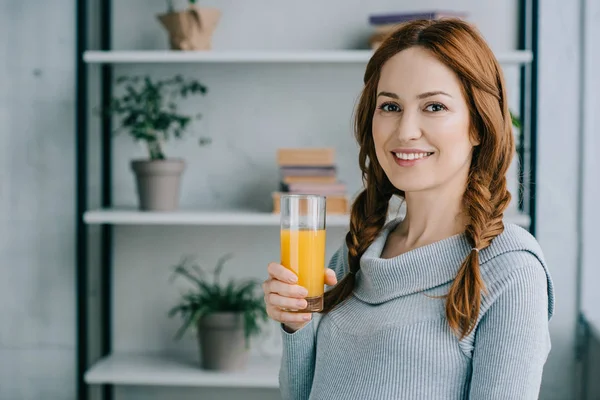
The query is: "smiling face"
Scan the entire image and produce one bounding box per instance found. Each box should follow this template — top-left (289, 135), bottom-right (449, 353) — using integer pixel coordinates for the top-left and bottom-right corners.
top-left (372, 46), bottom-right (478, 194)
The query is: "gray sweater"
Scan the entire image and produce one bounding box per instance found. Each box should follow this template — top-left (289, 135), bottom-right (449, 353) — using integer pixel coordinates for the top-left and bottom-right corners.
top-left (279, 219), bottom-right (554, 400)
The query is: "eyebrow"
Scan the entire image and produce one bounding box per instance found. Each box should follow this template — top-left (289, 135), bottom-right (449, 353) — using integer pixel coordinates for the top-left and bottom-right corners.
top-left (377, 90), bottom-right (453, 100)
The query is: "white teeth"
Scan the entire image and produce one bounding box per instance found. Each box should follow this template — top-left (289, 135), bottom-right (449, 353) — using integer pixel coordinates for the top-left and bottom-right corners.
top-left (394, 152), bottom-right (432, 160)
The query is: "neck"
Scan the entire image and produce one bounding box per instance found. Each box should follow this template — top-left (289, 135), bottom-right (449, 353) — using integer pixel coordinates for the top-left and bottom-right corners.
top-left (397, 176), bottom-right (469, 248)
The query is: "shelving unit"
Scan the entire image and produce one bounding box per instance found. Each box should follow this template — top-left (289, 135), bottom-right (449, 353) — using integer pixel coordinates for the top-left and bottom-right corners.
top-left (75, 2), bottom-right (540, 400)
top-left (83, 49), bottom-right (533, 65)
top-left (83, 209), bottom-right (351, 226)
top-left (85, 353), bottom-right (280, 388)
top-left (83, 208), bottom-right (531, 228)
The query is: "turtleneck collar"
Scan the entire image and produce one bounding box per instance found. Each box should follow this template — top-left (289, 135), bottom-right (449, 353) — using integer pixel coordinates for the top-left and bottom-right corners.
top-left (353, 218), bottom-right (474, 304)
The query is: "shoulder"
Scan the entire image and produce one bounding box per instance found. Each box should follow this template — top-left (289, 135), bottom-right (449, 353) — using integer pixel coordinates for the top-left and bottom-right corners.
top-left (478, 223), bottom-right (555, 319)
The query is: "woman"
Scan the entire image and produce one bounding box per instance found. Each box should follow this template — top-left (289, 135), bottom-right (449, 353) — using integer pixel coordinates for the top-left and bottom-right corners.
top-left (263, 19), bottom-right (554, 400)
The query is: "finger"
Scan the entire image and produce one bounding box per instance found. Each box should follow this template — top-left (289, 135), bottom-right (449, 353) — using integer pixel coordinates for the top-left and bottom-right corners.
top-left (324, 268), bottom-right (338, 286)
top-left (267, 262), bottom-right (298, 284)
top-left (267, 305), bottom-right (312, 323)
top-left (267, 293), bottom-right (307, 310)
top-left (269, 280), bottom-right (308, 298)
top-left (261, 279), bottom-right (269, 293)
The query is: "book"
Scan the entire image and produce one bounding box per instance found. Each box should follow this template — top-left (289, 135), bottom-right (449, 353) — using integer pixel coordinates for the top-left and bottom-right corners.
top-left (372, 23), bottom-right (403, 34)
top-left (280, 166), bottom-right (337, 177)
top-left (369, 11), bottom-right (467, 26)
top-left (282, 176), bottom-right (337, 185)
top-left (272, 192), bottom-right (349, 215)
top-left (281, 182), bottom-right (347, 195)
top-left (277, 148), bottom-right (335, 167)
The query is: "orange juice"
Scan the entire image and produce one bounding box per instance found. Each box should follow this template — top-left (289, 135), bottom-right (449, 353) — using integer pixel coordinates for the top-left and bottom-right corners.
top-left (280, 229), bottom-right (326, 305)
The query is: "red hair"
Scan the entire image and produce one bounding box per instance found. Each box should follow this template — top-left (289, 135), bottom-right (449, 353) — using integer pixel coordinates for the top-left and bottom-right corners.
top-left (322, 19), bottom-right (514, 339)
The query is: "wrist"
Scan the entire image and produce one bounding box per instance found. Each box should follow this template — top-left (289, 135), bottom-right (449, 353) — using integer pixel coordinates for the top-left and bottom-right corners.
top-left (282, 321), bottom-right (309, 333)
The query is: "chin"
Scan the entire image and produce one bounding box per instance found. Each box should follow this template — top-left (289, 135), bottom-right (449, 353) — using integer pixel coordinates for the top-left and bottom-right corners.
top-left (387, 174), bottom-right (436, 193)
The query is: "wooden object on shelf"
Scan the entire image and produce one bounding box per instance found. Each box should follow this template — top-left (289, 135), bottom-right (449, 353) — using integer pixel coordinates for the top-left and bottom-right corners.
top-left (282, 176), bottom-right (337, 184)
top-left (282, 182), bottom-right (347, 195)
top-left (277, 148), bottom-right (336, 167)
top-left (272, 192), bottom-right (349, 215)
top-left (368, 11), bottom-right (468, 50)
top-left (368, 11), bottom-right (468, 26)
top-left (157, 6), bottom-right (221, 50)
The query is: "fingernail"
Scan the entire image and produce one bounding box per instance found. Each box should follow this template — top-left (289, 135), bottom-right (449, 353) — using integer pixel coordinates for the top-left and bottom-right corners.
top-left (303, 314), bottom-right (312, 321)
top-left (299, 287), bottom-right (309, 296)
top-left (289, 275), bottom-right (298, 283)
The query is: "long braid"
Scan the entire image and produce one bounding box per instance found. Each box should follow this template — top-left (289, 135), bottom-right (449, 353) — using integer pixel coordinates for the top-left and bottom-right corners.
top-left (322, 183), bottom-right (392, 312)
top-left (446, 83), bottom-right (514, 338)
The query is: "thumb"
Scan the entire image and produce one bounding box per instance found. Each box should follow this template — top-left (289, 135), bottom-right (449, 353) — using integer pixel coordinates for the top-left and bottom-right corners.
top-left (325, 268), bottom-right (338, 286)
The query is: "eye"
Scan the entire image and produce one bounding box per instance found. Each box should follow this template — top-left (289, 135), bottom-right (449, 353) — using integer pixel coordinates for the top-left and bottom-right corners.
top-left (378, 102), bottom-right (401, 112)
top-left (424, 102), bottom-right (447, 112)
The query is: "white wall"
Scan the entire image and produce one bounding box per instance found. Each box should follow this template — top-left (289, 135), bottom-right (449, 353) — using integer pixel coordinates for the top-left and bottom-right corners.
top-left (581, 0), bottom-right (600, 335)
top-left (581, 0), bottom-right (600, 397)
top-left (536, 0), bottom-right (584, 398)
top-left (0, 1), bottom-right (76, 399)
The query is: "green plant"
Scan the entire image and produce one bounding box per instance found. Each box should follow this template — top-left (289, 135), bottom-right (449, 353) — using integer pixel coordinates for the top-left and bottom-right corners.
top-left (104, 74), bottom-right (210, 160)
top-left (168, 253), bottom-right (268, 348)
top-left (510, 110), bottom-right (521, 129)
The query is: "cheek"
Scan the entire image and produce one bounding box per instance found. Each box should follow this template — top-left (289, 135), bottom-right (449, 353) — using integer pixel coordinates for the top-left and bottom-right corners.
top-left (372, 116), bottom-right (391, 160)
top-left (427, 116), bottom-right (472, 162)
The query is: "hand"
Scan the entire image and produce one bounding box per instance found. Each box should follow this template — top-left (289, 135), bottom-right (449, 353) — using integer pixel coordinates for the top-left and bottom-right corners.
top-left (263, 263), bottom-right (338, 333)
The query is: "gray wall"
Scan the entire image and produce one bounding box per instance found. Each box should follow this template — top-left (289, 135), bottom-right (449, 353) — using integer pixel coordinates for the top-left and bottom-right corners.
top-left (581, 0), bottom-right (600, 335)
top-left (0, 1), bottom-right (76, 400)
top-left (536, 0), bottom-right (592, 398)
top-left (581, 0), bottom-right (600, 398)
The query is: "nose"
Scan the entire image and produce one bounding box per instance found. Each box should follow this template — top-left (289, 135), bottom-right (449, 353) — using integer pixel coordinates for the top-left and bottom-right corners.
top-left (395, 110), bottom-right (422, 142)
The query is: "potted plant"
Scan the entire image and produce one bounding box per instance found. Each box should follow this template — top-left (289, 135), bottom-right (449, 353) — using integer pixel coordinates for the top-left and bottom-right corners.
top-left (168, 253), bottom-right (268, 371)
top-left (158, 0), bottom-right (221, 50)
top-left (104, 74), bottom-right (210, 211)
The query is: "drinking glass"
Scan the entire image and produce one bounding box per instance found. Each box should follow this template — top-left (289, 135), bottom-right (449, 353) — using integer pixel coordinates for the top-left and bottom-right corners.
top-left (280, 194), bottom-right (326, 312)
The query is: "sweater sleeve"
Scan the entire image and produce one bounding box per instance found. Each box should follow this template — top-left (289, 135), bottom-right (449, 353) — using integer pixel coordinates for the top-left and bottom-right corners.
top-left (278, 243), bottom-right (348, 400)
top-left (468, 263), bottom-right (552, 399)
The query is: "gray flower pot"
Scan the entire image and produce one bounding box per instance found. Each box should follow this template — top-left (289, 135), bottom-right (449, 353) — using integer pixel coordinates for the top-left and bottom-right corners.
top-left (197, 312), bottom-right (249, 371)
top-left (131, 159), bottom-right (186, 211)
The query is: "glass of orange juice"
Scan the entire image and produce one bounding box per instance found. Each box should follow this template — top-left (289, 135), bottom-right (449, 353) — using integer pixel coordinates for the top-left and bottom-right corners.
top-left (280, 194), bottom-right (326, 313)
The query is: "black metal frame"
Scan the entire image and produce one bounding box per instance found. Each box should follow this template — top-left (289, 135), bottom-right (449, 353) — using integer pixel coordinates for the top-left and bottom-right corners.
top-left (100, 0), bottom-right (114, 398)
top-left (75, 0), bottom-right (88, 398)
top-left (76, 0), bottom-right (113, 399)
top-left (74, 1), bottom-right (540, 399)
top-left (518, 0), bottom-right (539, 236)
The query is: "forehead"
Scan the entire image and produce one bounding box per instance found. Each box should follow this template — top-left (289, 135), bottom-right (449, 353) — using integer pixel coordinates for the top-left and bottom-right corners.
top-left (377, 47), bottom-right (462, 96)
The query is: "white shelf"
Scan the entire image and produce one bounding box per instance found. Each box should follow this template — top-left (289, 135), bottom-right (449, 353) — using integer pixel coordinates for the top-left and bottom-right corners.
top-left (83, 50), bottom-right (533, 65)
top-left (84, 353), bottom-right (280, 388)
top-left (83, 208), bottom-right (351, 227)
top-left (83, 208), bottom-right (530, 228)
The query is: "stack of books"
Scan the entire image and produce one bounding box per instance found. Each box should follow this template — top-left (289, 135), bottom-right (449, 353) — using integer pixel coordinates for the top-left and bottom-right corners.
top-left (368, 11), bottom-right (468, 49)
top-left (272, 148), bottom-right (349, 215)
